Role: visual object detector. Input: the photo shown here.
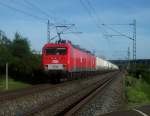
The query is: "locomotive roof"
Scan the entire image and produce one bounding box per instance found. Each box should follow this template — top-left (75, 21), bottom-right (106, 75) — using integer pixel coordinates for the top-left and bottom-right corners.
top-left (72, 44), bottom-right (94, 55)
top-left (45, 40), bottom-right (94, 55)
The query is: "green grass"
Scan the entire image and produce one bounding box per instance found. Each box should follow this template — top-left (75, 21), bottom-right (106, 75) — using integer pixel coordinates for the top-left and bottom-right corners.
top-left (125, 75), bottom-right (150, 108)
top-left (0, 76), bottom-right (31, 91)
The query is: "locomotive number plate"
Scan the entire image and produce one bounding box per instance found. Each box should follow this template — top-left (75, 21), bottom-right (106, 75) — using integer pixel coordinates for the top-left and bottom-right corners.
top-left (48, 64), bottom-right (63, 70)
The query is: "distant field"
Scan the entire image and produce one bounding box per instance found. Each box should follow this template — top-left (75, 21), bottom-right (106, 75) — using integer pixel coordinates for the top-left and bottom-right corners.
top-left (0, 76), bottom-right (31, 91)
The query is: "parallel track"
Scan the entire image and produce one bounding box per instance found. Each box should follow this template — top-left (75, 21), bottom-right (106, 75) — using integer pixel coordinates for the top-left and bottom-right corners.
top-left (0, 84), bottom-right (56, 102)
top-left (22, 72), bottom-right (119, 116)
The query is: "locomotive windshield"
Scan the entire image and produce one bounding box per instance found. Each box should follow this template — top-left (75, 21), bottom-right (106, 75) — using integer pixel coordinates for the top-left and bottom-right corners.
top-left (45, 47), bottom-right (67, 55)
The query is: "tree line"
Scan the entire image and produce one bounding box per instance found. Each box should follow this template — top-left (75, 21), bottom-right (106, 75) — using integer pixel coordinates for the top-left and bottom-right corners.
top-left (0, 30), bottom-right (44, 83)
top-left (128, 63), bottom-right (150, 84)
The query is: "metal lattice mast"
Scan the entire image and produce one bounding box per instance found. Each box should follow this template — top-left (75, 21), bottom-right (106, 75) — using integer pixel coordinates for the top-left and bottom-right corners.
top-left (133, 19), bottom-right (136, 63)
top-left (102, 20), bottom-right (137, 63)
top-left (47, 20), bottom-right (50, 43)
top-left (128, 47), bottom-right (130, 61)
top-left (127, 47), bottom-right (130, 69)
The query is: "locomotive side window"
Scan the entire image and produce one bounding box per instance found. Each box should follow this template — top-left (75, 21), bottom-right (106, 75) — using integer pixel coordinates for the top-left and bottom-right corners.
top-left (45, 47), bottom-right (67, 55)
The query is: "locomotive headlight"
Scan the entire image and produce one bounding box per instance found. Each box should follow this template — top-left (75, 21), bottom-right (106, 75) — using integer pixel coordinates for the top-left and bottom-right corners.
top-left (44, 65), bottom-right (48, 71)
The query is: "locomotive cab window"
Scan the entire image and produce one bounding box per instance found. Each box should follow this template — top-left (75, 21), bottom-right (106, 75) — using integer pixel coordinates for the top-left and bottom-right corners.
top-left (45, 47), bottom-right (67, 55)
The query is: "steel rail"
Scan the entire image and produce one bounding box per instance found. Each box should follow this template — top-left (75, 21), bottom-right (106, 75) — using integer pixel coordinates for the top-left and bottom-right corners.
top-left (22, 72), bottom-right (119, 116)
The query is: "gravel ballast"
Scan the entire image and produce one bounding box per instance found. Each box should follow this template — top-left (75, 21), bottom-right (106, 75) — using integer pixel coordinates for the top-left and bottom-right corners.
top-left (75, 72), bottom-right (125, 116)
top-left (0, 73), bottom-right (115, 116)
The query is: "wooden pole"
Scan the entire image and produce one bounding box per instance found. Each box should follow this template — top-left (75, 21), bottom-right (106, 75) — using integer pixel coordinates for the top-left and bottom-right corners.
top-left (6, 63), bottom-right (8, 90)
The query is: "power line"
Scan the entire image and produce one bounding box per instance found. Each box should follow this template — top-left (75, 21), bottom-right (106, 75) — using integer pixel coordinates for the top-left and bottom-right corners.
top-left (86, 0), bottom-right (104, 24)
top-left (0, 0), bottom-right (84, 46)
top-left (80, 0), bottom-right (108, 35)
top-left (23, 0), bottom-right (82, 42)
top-left (24, 0), bottom-right (74, 42)
top-left (79, 0), bottom-right (94, 22)
top-left (23, 0), bottom-right (54, 20)
top-left (30, 0), bottom-right (69, 25)
top-left (81, 0), bottom-right (134, 60)
top-left (80, 0), bottom-right (133, 43)
top-left (79, 0), bottom-right (116, 58)
top-left (83, 0), bottom-right (135, 54)
top-left (102, 24), bottom-right (133, 40)
top-left (22, 0), bottom-right (80, 42)
top-left (10, 0), bottom-right (35, 9)
top-left (102, 20), bottom-right (137, 62)
top-left (10, 0), bottom-right (51, 20)
top-left (0, 1), bottom-right (47, 22)
top-left (1, 0), bottom-right (61, 43)
top-left (22, 0), bottom-right (57, 42)
top-left (79, 0), bottom-right (112, 50)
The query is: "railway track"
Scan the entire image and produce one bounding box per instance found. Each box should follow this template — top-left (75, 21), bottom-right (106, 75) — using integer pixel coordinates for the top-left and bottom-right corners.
top-left (0, 84), bottom-right (60, 102)
top-left (21, 72), bottom-right (119, 116)
top-left (0, 78), bottom-right (87, 103)
top-left (64, 72), bottom-right (122, 116)
top-left (0, 72), bottom-right (116, 103)
top-left (0, 84), bottom-right (50, 102)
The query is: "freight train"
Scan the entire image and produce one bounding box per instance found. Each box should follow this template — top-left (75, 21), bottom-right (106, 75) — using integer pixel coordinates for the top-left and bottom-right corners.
top-left (42, 40), bottom-right (119, 82)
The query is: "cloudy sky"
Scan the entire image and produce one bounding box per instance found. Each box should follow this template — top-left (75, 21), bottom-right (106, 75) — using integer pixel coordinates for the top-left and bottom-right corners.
top-left (0, 0), bottom-right (150, 60)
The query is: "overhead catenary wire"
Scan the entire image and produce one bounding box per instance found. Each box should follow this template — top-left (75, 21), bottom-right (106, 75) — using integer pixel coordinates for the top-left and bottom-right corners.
top-left (81, 0), bottom-right (133, 48)
top-left (22, 0), bottom-right (80, 41)
top-left (86, 0), bottom-right (105, 25)
top-left (79, 0), bottom-right (107, 47)
top-left (67, 25), bottom-right (106, 57)
top-left (10, 0), bottom-right (36, 10)
top-left (102, 24), bottom-right (133, 40)
top-left (22, 0), bottom-right (57, 40)
top-left (79, 0), bottom-right (111, 42)
top-left (0, 0), bottom-right (85, 46)
top-left (80, 0), bottom-right (132, 41)
top-left (28, 0), bottom-right (69, 26)
top-left (7, 0), bottom-right (57, 27)
top-left (79, 0), bottom-right (108, 35)
top-left (23, 0), bottom-right (55, 21)
top-left (79, 0), bottom-right (116, 58)
top-left (0, 1), bottom-right (47, 23)
top-left (50, 25), bottom-right (75, 41)
top-left (1, 0), bottom-right (108, 55)
top-left (85, 0), bottom-right (133, 41)
top-left (73, 26), bottom-right (101, 52)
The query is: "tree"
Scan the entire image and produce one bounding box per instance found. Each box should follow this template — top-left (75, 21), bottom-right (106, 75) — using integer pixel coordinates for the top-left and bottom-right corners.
top-left (0, 30), bottom-right (42, 83)
top-left (11, 32), bottom-right (31, 58)
top-left (9, 33), bottom-right (31, 75)
top-left (0, 31), bottom-right (12, 74)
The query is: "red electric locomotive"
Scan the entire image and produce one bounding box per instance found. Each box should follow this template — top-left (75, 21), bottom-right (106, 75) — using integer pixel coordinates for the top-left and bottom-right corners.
top-left (42, 40), bottom-right (96, 82)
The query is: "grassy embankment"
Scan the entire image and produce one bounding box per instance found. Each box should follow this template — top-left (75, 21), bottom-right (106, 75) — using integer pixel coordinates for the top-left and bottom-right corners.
top-left (125, 75), bottom-right (150, 108)
top-left (0, 76), bottom-right (31, 91)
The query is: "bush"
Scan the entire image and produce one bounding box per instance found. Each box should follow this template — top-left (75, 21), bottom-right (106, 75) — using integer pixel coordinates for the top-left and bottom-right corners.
top-left (126, 75), bottom-right (150, 106)
top-left (0, 30), bottom-right (42, 83)
top-left (128, 64), bottom-right (150, 84)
